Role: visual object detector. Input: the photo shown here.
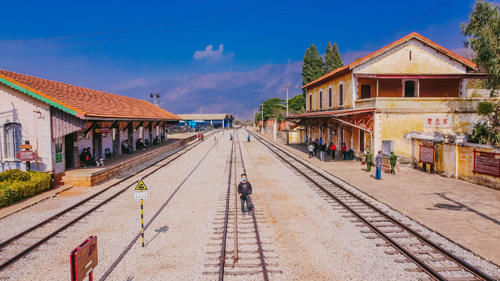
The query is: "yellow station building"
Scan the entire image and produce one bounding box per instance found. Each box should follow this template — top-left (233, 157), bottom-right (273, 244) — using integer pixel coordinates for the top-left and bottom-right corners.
top-left (289, 32), bottom-right (498, 176)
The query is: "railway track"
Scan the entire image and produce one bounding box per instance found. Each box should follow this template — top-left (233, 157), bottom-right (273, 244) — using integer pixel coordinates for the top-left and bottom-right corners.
top-left (204, 129), bottom-right (280, 280)
top-left (98, 136), bottom-right (217, 281)
top-left (0, 131), bottom-right (216, 272)
top-left (250, 130), bottom-right (496, 281)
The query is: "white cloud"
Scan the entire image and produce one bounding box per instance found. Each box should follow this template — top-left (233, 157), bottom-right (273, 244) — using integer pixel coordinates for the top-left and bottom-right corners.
top-left (110, 78), bottom-right (147, 91)
top-left (193, 44), bottom-right (226, 60)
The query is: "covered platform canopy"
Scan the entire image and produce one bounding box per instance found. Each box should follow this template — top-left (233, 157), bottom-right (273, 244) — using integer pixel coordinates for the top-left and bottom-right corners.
top-left (178, 113), bottom-right (233, 128)
top-left (0, 69), bottom-right (181, 176)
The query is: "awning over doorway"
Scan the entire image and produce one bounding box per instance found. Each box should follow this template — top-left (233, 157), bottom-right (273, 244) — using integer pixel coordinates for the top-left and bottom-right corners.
top-left (51, 108), bottom-right (86, 139)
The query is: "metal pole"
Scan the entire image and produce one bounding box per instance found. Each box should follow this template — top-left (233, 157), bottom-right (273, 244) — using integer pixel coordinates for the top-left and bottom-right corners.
top-left (284, 86), bottom-right (290, 131)
top-left (284, 86), bottom-right (289, 117)
top-left (141, 199), bottom-right (144, 247)
top-left (261, 104), bottom-right (264, 131)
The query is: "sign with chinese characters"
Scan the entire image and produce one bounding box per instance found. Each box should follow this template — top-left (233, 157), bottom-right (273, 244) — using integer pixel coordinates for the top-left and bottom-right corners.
top-left (419, 145), bottom-right (435, 164)
top-left (424, 115), bottom-right (451, 128)
top-left (473, 150), bottom-right (500, 178)
top-left (16, 150), bottom-right (37, 161)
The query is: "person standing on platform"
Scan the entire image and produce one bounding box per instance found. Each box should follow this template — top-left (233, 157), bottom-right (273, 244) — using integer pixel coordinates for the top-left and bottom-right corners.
top-left (330, 142), bottom-right (336, 160)
top-left (365, 150), bottom-right (373, 172)
top-left (238, 173), bottom-right (253, 216)
top-left (342, 143), bottom-right (347, 160)
top-left (308, 143), bottom-right (314, 158)
top-left (390, 152), bottom-right (397, 174)
top-left (375, 151), bottom-right (383, 180)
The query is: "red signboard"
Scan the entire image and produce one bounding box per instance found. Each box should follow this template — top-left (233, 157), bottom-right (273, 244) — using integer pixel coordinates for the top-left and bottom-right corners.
top-left (16, 150), bottom-right (37, 161)
top-left (473, 150), bottom-right (500, 178)
top-left (70, 236), bottom-right (98, 281)
top-left (419, 145), bottom-right (435, 164)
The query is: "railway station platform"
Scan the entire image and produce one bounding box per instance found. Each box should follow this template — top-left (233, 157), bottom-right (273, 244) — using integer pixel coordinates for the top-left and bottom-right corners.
top-left (256, 131), bottom-right (500, 266)
top-left (61, 133), bottom-right (197, 187)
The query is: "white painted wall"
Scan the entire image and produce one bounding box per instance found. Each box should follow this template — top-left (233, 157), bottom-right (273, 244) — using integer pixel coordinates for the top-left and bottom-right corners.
top-left (0, 84), bottom-right (53, 172)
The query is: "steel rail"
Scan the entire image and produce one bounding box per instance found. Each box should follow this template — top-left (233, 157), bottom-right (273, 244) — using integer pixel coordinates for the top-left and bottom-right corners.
top-left (250, 130), bottom-right (495, 281)
top-left (218, 136), bottom-right (234, 281)
top-left (0, 130), bottom-right (217, 272)
top-left (100, 140), bottom-right (217, 281)
top-left (236, 130), bottom-right (270, 281)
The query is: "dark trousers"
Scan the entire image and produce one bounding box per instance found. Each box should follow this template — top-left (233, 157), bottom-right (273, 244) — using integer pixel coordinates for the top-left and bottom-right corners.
top-left (240, 195), bottom-right (253, 213)
top-left (309, 151), bottom-right (313, 158)
top-left (343, 151), bottom-right (347, 159)
top-left (331, 150), bottom-right (336, 159)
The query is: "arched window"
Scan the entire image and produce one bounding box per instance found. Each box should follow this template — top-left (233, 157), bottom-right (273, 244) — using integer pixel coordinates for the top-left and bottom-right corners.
top-left (309, 94), bottom-right (312, 111)
top-left (4, 123), bottom-right (22, 158)
top-left (319, 91), bottom-right (323, 110)
top-left (339, 84), bottom-right (344, 106)
top-left (328, 88), bottom-right (332, 108)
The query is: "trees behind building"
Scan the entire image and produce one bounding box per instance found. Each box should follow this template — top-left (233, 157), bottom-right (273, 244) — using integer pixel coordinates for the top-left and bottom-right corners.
top-left (462, 0), bottom-right (499, 145)
top-left (325, 42), bottom-right (343, 72)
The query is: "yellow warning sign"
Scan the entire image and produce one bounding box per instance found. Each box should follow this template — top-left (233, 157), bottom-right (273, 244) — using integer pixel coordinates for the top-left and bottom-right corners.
top-left (135, 179), bottom-right (148, 191)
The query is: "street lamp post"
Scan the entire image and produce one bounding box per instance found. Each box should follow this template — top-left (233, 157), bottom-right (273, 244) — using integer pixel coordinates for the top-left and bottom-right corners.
top-left (150, 93), bottom-right (160, 107)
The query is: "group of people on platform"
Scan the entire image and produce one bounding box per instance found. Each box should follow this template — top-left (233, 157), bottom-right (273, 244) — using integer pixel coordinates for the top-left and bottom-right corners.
top-left (307, 137), bottom-right (350, 161)
top-left (306, 137), bottom-right (398, 180)
top-left (79, 148), bottom-right (104, 167)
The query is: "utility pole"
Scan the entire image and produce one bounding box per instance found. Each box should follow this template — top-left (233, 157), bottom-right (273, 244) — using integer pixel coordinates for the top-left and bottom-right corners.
top-left (150, 93), bottom-right (160, 107)
top-left (284, 86), bottom-right (290, 117)
top-left (284, 86), bottom-right (290, 130)
top-left (260, 104), bottom-right (264, 132)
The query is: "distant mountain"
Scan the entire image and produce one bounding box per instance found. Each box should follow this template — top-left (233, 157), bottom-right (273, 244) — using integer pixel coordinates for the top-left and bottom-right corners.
top-left (117, 62), bottom-right (302, 120)
top-left (115, 51), bottom-right (375, 120)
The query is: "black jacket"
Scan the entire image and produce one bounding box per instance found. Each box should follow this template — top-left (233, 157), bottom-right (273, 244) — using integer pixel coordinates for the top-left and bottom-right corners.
top-left (238, 181), bottom-right (252, 195)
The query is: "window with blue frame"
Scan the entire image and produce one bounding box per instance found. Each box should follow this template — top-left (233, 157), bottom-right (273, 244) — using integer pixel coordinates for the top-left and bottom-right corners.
top-left (4, 123), bottom-right (22, 159)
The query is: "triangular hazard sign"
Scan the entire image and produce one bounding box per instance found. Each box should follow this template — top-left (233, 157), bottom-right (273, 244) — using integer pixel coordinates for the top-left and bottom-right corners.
top-left (135, 179), bottom-right (148, 191)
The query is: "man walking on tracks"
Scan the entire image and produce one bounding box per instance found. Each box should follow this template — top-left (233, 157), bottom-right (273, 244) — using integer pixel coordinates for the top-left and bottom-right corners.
top-left (238, 173), bottom-right (253, 216)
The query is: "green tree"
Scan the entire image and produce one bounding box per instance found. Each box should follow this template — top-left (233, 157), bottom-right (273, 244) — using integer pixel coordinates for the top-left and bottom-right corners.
top-left (255, 98), bottom-right (286, 124)
top-left (461, 0), bottom-right (500, 96)
top-left (331, 42), bottom-right (343, 69)
top-left (461, 0), bottom-right (500, 145)
top-left (325, 42), bottom-right (344, 72)
top-left (302, 44), bottom-right (326, 92)
top-left (288, 94), bottom-right (306, 113)
top-left (325, 42), bottom-right (336, 72)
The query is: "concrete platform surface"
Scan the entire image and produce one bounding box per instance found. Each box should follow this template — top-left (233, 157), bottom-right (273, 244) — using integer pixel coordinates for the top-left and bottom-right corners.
top-left (259, 132), bottom-right (500, 265)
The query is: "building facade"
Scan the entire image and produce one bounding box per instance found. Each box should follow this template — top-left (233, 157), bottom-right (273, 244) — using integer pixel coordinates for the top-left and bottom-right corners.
top-left (289, 33), bottom-right (496, 169)
top-left (0, 69), bottom-right (180, 175)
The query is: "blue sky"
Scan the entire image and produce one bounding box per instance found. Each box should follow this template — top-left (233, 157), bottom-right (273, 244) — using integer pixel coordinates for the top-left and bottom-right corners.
top-left (0, 0), bottom-right (477, 95)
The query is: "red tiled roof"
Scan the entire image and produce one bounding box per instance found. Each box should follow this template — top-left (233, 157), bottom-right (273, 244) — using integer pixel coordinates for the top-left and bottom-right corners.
top-left (0, 69), bottom-right (180, 120)
top-left (303, 32), bottom-right (477, 89)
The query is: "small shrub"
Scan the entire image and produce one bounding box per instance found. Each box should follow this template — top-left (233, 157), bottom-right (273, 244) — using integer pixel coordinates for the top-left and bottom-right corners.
top-left (0, 171), bottom-right (51, 207)
top-left (0, 169), bottom-right (31, 182)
